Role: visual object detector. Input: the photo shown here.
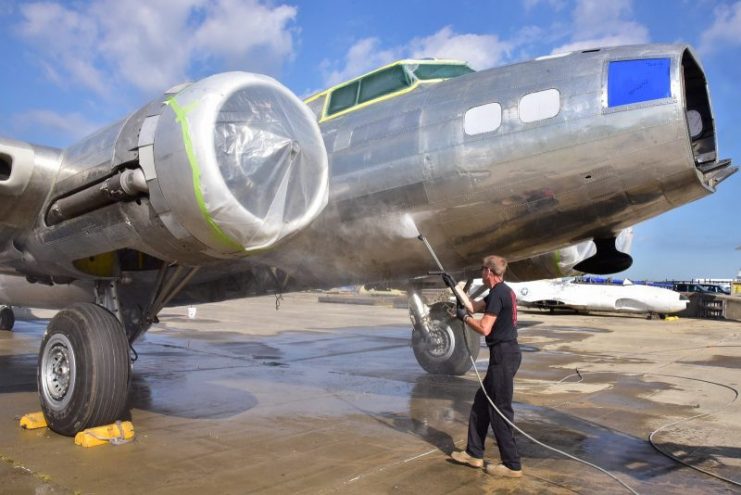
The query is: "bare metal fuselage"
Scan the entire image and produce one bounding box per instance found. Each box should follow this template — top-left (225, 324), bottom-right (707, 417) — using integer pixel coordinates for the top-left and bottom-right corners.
top-left (259, 44), bottom-right (730, 287)
top-left (0, 44), bottom-right (734, 311)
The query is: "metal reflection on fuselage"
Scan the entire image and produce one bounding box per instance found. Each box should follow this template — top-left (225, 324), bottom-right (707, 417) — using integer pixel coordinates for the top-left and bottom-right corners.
top-left (261, 44), bottom-right (733, 288)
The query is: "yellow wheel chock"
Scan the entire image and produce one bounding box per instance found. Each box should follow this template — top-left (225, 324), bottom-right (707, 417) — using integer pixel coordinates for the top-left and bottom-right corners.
top-left (20, 412), bottom-right (135, 447)
top-left (20, 412), bottom-right (48, 430)
top-left (74, 420), bottom-right (135, 447)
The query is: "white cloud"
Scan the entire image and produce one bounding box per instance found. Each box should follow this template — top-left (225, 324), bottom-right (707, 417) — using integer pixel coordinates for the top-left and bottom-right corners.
top-left (551, 0), bottom-right (649, 54)
top-left (18, 2), bottom-right (106, 93)
top-left (321, 38), bottom-right (401, 87)
top-left (408, 26), bottom-right (513, 70)
top-left (523, 0), bottom-right (567, 12)
top-left (193, 0), bottom-right (296, 66)
top-left (699, 1), bottom-right (741, 53)
top-left (13, 109), bottom-right (100, 141)
top-left (16, 0), bottom-right (298, 95)
top-left (321, 26), bottom-right (513, 87)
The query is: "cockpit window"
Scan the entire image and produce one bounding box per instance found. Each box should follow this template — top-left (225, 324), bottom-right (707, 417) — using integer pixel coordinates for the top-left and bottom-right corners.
top-left (320, 60), bottom-right (475, 119)
top-left (328, 81), bottom-right (359, 115)
top-left (412, 63), bottom-right (474, 80)
top-left (358, 65), bottom-right (410, 103)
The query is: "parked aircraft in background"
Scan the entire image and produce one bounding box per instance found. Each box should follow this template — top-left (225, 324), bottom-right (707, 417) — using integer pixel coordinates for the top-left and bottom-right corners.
top-left (0, 44), bottom-right (734, 435)
top-left (507, 278), bottom-right (689, 318)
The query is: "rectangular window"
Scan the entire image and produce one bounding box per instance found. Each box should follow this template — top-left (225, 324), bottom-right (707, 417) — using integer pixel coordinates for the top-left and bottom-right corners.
top-left (413, 63), bottom-right (474, 80)
top-left (358, 66), bottom-right (409, 104)
top-left (328, 81), bottom-right (359, 115)
top-left (607, 58), bottom-right (671, 107)
top-left (519, 89), bottom-right (560, 123)
top-left (464, 102), bottom-right (502, 135)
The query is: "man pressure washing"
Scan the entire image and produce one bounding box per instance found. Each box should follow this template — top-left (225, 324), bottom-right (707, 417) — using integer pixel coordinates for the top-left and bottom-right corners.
top-left (445, 255), bottom-right (523, 478)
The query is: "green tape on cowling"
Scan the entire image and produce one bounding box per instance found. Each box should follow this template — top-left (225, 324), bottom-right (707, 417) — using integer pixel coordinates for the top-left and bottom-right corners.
top-left (552, 249), bottom-right (561, 276)
top-left (166, 96), bottom-right (244, 252)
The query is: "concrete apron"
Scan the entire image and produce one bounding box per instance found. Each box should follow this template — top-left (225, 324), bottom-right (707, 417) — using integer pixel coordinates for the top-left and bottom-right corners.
top-left (0, 293), bottom-right (739, 494)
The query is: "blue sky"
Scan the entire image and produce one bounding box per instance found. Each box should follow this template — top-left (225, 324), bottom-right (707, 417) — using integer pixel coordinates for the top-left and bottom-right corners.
top-left (0, 0), bottom-right (738, 280)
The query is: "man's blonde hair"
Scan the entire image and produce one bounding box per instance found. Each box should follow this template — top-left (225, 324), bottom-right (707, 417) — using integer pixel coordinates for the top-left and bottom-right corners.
top-left (482, 255), bottom-right (507, 277)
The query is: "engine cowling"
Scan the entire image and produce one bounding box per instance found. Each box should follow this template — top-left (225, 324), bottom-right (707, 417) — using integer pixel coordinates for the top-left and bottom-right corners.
top-left (149, 72), bottom-right (328, 256)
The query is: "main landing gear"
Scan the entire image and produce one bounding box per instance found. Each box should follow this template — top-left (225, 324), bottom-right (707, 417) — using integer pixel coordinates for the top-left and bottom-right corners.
top-left (409, 291), bottom-right (480, 375)
top-left (36, 263), bottom-right (199, 436)
top-left (38, 303), bottom-right (130, 436)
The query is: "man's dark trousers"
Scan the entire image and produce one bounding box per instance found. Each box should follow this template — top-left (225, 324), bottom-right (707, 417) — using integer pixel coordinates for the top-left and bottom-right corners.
top-left (465, 340), bottom-right (522, 470)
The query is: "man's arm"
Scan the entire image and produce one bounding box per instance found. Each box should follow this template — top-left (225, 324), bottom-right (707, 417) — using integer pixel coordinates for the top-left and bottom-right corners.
top-left (451, 284), bottom-right (486, 313)
top-left (464, 313), bottom-right (496, 337)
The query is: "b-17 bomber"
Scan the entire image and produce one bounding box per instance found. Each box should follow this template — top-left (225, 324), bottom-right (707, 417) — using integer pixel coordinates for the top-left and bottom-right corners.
top-left (0, 44), bottom-right (734, 435)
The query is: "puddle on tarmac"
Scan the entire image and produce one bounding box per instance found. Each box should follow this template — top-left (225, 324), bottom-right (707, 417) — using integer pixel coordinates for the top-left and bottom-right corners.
top-left (680, 354), bottom-right (741, 369)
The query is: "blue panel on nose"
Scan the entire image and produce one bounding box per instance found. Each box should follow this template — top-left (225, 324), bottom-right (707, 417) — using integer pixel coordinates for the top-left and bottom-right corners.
top-left (608, 58), bottom-right (671, 107)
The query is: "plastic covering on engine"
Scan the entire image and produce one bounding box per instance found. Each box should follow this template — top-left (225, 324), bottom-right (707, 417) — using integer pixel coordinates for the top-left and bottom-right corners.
top-left (154, 72), bottom-right (329, 256)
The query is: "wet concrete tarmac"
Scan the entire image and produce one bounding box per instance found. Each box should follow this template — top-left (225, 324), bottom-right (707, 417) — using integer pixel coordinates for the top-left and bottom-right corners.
top-left (0, 293), bottom-right (740, 494)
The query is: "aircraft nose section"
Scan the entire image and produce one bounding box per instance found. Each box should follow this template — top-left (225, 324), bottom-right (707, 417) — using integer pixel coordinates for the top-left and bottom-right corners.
top-left (680, 48), bottom-right (737, 191)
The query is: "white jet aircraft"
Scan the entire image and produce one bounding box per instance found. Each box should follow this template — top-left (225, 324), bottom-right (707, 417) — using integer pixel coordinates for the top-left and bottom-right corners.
top-left (507, 278), bottom-right (689, 318)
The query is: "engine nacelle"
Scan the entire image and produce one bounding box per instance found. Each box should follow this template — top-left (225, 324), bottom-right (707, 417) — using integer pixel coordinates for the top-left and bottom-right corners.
top-left (148, 72), bottom-right (328, 256)
top-left (9, 72), bottom-right (328, 277)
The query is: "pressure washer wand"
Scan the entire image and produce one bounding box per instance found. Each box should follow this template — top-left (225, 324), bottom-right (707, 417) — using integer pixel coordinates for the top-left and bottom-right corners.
top-left (417, 235), bottom-right (446, 272)
top-left (417, 235), bottom-right (464, 309)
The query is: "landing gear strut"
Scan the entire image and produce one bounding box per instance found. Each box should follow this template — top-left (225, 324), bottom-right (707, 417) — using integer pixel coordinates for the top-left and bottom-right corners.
top-left (36, 262), bottom-right (199, 436)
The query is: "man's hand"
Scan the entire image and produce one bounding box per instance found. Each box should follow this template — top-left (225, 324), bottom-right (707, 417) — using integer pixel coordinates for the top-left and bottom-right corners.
top-left (441, 272), bottom-right (457, 290)
top-left (455, 305), bottom-right (469, 322)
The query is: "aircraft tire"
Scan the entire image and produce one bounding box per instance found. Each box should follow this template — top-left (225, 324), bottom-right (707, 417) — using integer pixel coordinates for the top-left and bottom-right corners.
top-left (37, 303), bottom-right (130, 436)
top-left (0, 306), bottom-right (14, 331)
top-left (412, 302), bottom-right (480, 375)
